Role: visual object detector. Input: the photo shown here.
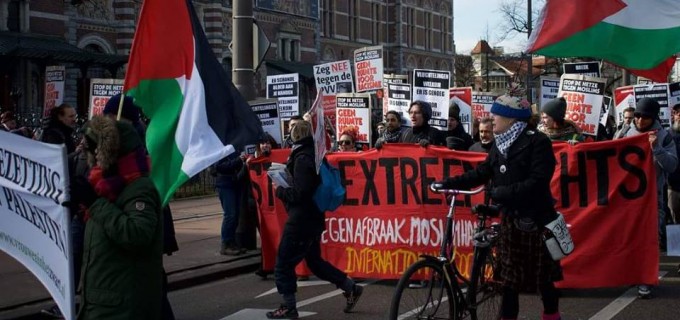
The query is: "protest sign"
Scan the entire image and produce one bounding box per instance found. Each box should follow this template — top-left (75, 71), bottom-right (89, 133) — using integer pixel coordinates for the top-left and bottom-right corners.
top-left (557, 74), bottom-right (606, 136)
top-left (600, 96), bottom-right (612, 126)
top-left (250, 99), bottom-right (282, 146)
top-left (471, 92), bottom-right (496, 120)
top-left (314, 60), bottom-right (354, 122)
top-left (449, 87), bottom-right (473, 133)
top-left (354, 46), bottom-right (383, 92)
top-left (250, 135), bottom-right (658, 288)
top-left (383, 74), bottom-right (408, 85)
top-left (634, 83), bottom-right (671, 128)
top-left (0, 131), bottom-right (74, 320)
top-left (266, 73), bottom-right (299, 119)
top-left (613, 85), bottom-right (636, 125)
top-left (540, 76), bottom-right (560, 109)
top-left (386, 83), bottom-right (412, 127)
top-left (563, 61), bottom-right (601, 77)
top-left (411, 69), bottom-right (450, 130)
top-left (336, 94), bottom-right (371, 150)
top-left (89, 78), bottom-right (124, 119)
top-left (44, 66), bottom-right (65, 117)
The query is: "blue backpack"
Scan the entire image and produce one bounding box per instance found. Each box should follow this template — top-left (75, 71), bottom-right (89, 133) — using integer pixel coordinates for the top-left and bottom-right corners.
top-left (314, 160), bottom-right (346, 212)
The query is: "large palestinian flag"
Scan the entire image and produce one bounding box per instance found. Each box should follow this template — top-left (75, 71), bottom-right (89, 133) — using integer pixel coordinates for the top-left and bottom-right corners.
top-left (125, 0), bottom-right (263, 205)
top-left (526, 0), bottom-right (680, 82)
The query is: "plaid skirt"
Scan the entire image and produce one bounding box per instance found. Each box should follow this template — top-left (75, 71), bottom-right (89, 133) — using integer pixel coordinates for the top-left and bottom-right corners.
top-left (496, 215), bottom-right (563, 292)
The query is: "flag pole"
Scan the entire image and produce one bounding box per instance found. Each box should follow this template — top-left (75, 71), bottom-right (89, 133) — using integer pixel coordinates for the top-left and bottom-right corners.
top-left (116, 92), bottom-right (124, 121)
top-left (526, 0), bottom-right (533, 103)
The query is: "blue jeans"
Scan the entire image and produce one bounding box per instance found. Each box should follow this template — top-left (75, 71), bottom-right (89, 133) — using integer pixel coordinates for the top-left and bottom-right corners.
top-left (274, 228), bottom-right (348, 295)
top-left (217, 184), bottom-right (241, 244)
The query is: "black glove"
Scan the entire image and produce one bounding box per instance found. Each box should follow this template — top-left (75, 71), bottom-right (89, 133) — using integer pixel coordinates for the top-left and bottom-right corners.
top-left (433, 178), bottom-right (457, 190)
top-left (418, 139), bottom-right (430, 147)
top-left (70, 176), bottom-right (98, 208)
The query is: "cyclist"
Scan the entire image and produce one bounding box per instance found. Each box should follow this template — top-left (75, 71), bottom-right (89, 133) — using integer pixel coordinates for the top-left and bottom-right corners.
top-left (436, 93), bottom-right (563, 320)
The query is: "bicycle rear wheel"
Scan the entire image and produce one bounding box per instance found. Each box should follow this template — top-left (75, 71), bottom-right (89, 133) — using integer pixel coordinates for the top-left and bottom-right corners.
top-left (389, 259), bottom-right (458, 320)
top-left (468, 248), bottom-right (502, 320)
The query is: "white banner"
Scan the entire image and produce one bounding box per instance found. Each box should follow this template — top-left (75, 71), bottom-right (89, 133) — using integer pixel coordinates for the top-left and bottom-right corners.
top-left (0, 131), bottom-right (73, 320)
top-left (354, 45), bottom-right (383, 92)
top-left (558, 74), bottom-right (607, 136)
top-left (412, 69), bottom-right (450, 130)
top-left (308, 91), bottom-right (326, 173)
top-left (336, 93), bottom-right (372, 149)
top-left (44, 66), bottom-right (65, 117)
top-left (89, 78), bottom-right (124, 119)
top-left (266, 73), bottom-right (300, 119)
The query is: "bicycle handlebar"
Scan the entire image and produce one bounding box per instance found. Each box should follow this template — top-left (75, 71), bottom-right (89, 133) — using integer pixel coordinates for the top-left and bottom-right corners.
top-left (430, 184), bottom-right (485, 195)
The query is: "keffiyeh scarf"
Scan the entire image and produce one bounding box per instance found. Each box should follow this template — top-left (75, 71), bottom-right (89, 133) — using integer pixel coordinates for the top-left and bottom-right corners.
top-left (494, 121), bottom-right (527, 158)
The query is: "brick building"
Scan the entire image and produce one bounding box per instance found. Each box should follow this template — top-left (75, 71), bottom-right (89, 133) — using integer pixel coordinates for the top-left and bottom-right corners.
top-left (0, 0), bottom-right (455, 119)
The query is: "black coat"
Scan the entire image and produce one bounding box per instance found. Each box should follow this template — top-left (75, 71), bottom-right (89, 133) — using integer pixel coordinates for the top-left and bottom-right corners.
top-left (40, 118), bottom-right (76, 154)
top-left (276, 136), bottom-right (324, 236)
top-left (445, 126), bottom-right (557, 225)
top-left (399, 124), bottom-right (445, 146)
top-left (445, 125), bottom-right (474, 150)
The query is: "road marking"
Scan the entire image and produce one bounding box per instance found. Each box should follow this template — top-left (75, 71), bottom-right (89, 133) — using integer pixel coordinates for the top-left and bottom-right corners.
top-left (588, 271), bottom-right (668, 320)
top-left (297, 280), bottom-right (376, 308)
top-left (256, 280), bottom-right (332, 298)
top-left (219, 308), bottom-right (315, 319)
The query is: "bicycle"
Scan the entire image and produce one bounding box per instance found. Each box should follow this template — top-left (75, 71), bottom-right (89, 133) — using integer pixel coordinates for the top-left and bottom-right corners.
top-left (388, 184), bottom-right (503, 320)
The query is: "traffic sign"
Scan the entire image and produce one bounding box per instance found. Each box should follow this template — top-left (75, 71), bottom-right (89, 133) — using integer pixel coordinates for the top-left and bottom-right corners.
top-left (228, 21), bottom-right (271, 71)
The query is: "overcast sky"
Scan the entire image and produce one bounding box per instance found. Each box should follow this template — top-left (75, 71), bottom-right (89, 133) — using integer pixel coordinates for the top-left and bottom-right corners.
top-left (454, 0), bottom-right (535, 55)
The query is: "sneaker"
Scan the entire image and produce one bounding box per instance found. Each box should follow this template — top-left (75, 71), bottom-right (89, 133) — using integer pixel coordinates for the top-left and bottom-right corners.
top-left (297, 275), bottom-right (309, 281)
top-left (266, 304), bottom-right (299, 319)
top-left (220, 243), bottom-right (245, 256)
top-left (40, 305), bottom-right (63, 318)
top-left (637, 285), bottom-right (652, 299)
top-left (255, 268), bottom-right (271, 279)
top-left (343, 284), bottom-right (363, 313)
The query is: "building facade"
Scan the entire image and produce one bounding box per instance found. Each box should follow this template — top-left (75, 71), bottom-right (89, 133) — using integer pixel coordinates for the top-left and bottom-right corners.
top-left (1, 0), bottom-right (455, 120)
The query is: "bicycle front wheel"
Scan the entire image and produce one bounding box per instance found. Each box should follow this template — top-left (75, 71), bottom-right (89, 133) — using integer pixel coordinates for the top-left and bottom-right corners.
top-left (389, 259), bottom-right (458, 320)
top-left (468, 248), bottom-right (503, 320)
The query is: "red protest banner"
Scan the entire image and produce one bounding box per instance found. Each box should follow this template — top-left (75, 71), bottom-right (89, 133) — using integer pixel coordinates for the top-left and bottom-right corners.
top-left (249, 135), bottom-right (658, 288)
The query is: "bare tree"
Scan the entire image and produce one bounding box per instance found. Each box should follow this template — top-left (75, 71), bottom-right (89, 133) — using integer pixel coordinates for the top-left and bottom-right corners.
top-left (454, 55), bottom-right (476, 87)
top-left (496, 0), bottom-right (545, 43)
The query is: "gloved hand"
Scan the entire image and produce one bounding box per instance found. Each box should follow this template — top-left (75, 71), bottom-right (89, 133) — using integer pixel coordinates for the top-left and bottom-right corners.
top-left (432, 178), bottom-right (457, 190)
top-left (375, 138), bottom-right (384, 150)
top-left (70, 176), bottom-right (98, 208)
top-left (418, 139), bottom-right (430, 147)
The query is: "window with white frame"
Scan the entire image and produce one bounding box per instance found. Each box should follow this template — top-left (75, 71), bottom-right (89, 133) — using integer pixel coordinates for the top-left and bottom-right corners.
top-left (277, 32), bottom-right (301, 62)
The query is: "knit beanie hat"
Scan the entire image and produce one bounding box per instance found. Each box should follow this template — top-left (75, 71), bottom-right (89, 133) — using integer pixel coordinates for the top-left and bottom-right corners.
top-left (634, 98), bottom-right (660, 118)
top-left (490, 94), bottom-right (532, 119)
top-left (449, 102), bottom-right (461, 121)
top-left (103, 94), bottom-right (140, 122)
top-left (410, 101), bottom-right (432, 122)
top-left (541, 97), bottom-right (567, 121)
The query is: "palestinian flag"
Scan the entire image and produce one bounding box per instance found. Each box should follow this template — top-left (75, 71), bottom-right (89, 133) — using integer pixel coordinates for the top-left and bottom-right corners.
top-left (125, 0), bottom-right (263, 205)
top-left (527, 0), bottom-right (680, 82)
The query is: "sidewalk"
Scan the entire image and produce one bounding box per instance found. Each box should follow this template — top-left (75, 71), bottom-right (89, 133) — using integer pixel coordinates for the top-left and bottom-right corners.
top-left (0, 196), bottom-right (262, 319)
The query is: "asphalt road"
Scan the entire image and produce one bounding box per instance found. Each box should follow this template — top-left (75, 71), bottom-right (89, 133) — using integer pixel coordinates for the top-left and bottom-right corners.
top-left (168, 257), bottom-right (680, 320)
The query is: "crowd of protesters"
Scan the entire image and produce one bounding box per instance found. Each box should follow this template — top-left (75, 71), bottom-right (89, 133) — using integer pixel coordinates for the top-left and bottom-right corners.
top-left (5, 85), bottom-right (679, 319)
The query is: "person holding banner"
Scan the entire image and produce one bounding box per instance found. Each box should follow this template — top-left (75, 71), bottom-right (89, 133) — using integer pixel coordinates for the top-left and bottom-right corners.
top-left (624, 98), bottom-right (678, 299)
top-left (75, 116), bottom-right (163, 319)
top-left (268, 121), bottom-right (363, 319)
top-left (435, 94), bottom-right (563, 320)
top-left (375, 110), bottom-right (403, 149)
top-left (399, 101), bottom-right (445, 146)
top-left (538, 97), bottom-right (584, 144)
top-left (0, 111), bottom-right (32, 137)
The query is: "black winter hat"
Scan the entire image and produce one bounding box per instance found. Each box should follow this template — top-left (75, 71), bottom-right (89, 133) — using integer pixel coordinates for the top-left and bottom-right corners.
top-left (542, 97), bottom-right (566, 121)
top-left (410, 101), bottom-right (432, 122)
top-left (103, 94), bottom-right (140, 122)
top-left (634, 98), bottom-right (660, 118)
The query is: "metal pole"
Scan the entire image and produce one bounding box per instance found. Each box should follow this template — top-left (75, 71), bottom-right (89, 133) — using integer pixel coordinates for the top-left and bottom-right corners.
top-left (232, 0), bottom-right (255, 101)
top-left (526, 0), bottom-right (533, 103)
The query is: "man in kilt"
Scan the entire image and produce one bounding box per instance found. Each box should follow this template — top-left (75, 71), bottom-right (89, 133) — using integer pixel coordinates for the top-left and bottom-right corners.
top-left (436, 92), bottom-right (563, 320)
